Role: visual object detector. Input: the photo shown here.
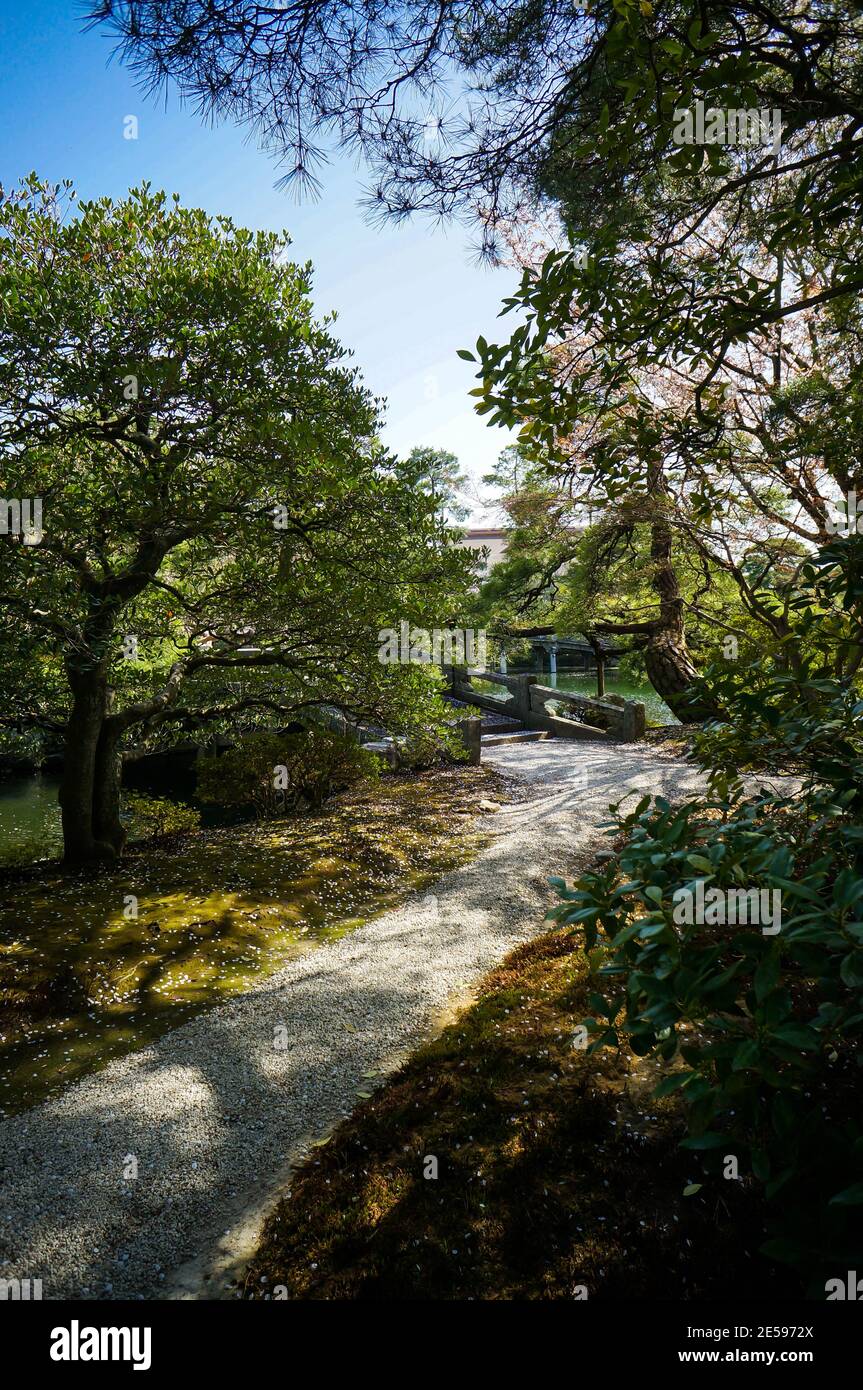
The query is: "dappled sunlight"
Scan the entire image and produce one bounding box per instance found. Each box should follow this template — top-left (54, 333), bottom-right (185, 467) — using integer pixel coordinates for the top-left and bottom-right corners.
top-left (0, 771), bottom-right (487, 1115)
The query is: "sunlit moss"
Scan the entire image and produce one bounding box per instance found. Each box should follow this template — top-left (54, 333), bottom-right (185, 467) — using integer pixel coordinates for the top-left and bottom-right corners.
top-left (0, 768), bottom-right (495, 1115)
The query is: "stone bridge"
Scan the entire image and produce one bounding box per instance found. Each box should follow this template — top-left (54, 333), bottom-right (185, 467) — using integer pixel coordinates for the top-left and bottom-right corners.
top-left (520, 633), bottom-right (625, 682)
top-left (444, 666), bottom-right (647, 744)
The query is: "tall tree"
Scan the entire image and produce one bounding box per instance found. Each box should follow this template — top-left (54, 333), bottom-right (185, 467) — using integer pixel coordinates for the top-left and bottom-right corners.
top-left (0, 180), bottom-right (471, 864)
top-left (465, 192), bottom-right (863, 698)
top-left (482, 444), bottom-right (530, 501)
top-left (402, 445), bottom-right (471, 524)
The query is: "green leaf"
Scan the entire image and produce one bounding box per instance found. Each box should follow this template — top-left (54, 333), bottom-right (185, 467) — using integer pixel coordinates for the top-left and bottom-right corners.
top-left (830, 1184), bottom-right (863, 1206)
top-left (773, 1025), bottom-right (819, 1051)
top-left (680, 1133), bottom-right (727, 1150)
top-left (753, 948), bottom-right (780, 1003)
top-left (654, 1070), bottom-right (695, 1097)
top-left (686, 854), bottom-right (712, 872)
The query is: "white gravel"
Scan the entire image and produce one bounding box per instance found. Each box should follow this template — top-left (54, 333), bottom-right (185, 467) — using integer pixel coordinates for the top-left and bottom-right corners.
top-left (0, 739), bottom-right (706, 1300)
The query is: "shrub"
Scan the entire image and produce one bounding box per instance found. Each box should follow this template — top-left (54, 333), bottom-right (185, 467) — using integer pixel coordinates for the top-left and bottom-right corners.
top-left (0, 731), bottom-right (42, 763)
top-left (396, 725), bottom-right (471, 769)
top-left (124, 793), bottom-right (201, 840)
top-left (196, 727), bottom-right (380, 817)
top-left (550, 663), bottom-right (863, 1290)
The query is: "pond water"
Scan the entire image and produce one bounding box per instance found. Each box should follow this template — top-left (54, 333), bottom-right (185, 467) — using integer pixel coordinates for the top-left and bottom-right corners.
top-left (0, 770), bottom-right (485, 1116)
top-left (543, 671), bottom-right (676, 725)
top-left (0, 775), bottom-right (65, 863)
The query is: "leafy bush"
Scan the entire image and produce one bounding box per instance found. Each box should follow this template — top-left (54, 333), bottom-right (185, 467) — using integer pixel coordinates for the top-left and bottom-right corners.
top-left (124, 793), bottom-right (201, 840)
top-left (550, 660), bottom-right (863, 1290)
top-left (196, 727), bottom-right (380, 817)
top-left (0, 730), bottom-right (42, 762)
top-left (396, 724), bottom-right (471, 769)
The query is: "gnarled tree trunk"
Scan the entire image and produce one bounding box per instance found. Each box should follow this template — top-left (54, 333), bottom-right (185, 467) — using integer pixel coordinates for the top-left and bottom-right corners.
top-left (592, 500), bottom-right (716, 722)
top-left (92, 710), bottom-right (127, 858)
top-left (643, 628), bottom-right (704, 718)
top-left (643, 512), bottom-right (714, 722)
top-left (59, 664), bottom-right (125, 865)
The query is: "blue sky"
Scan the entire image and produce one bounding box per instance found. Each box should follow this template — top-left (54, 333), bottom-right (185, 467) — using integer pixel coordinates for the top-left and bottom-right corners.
top-left (0, 0), bottom-right (520, 519)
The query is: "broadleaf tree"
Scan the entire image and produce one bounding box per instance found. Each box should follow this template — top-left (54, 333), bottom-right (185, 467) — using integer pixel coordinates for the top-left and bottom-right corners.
top-left (0, 179), bottom-right (473, 864)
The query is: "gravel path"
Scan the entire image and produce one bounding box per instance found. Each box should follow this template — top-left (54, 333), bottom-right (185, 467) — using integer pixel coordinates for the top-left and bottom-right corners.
top-left (0, 739), bottom-right (706, 1301)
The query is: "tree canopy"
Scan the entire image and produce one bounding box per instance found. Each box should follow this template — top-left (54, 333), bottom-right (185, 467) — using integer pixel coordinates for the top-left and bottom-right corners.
top-left (0, 179), bottom-right (471, 861)
top-left (87, 2), bottom-right (863, 709)
top-left (403, 445), bottom-right (472, 524)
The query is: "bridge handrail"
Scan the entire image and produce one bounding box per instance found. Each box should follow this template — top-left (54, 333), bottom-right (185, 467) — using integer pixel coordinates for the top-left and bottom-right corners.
top-left (463, 668), bottom-right (514, 688)
top-left (530, 683), bottom-right (627, 713)
top-left (443, 666), bottom-right (646, 741)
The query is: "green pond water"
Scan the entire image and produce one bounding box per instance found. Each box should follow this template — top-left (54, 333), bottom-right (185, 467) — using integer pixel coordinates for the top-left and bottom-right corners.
top-left (0, 774), bottom-right (65, 862)
top-left (0, 774), bottom-right (483, 1116)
